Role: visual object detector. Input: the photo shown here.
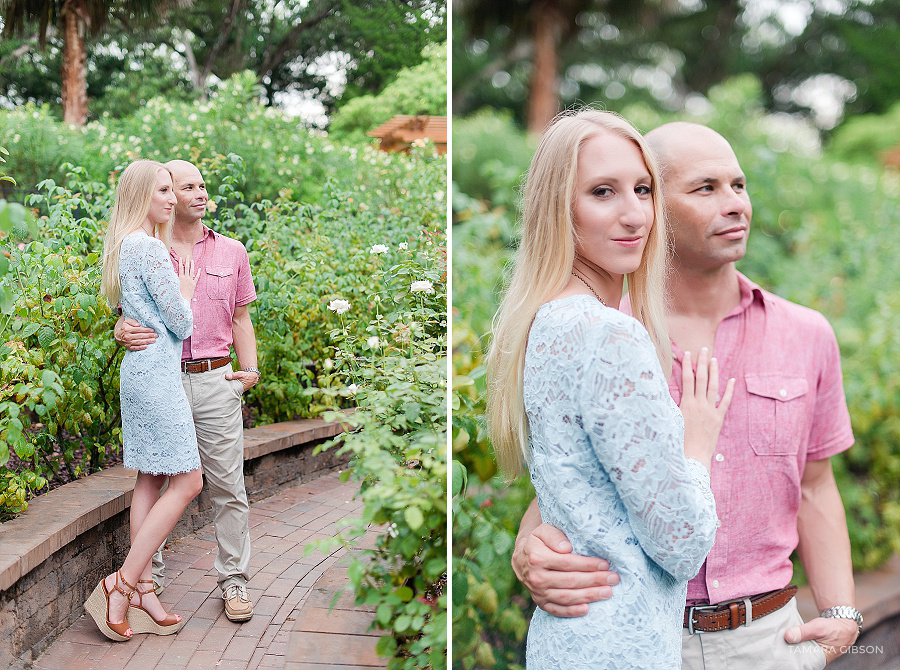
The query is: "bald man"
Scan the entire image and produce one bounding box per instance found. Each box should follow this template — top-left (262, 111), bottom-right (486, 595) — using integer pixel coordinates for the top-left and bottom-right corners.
top-left (511, 124), bottom-right (859, 668)
top-left (114, 160), bottom-right (259, 622)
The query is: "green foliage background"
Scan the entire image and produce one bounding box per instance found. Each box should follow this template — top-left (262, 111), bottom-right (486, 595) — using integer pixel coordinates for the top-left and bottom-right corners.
top-left (451, 76), bottom-right (900, 668)
top-left (0, 68), bottom-right (446, 206)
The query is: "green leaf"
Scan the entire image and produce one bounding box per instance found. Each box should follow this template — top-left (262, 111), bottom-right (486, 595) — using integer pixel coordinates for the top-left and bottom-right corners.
top-left (493, 531), bottom-right (513, 556)
top-left (346, 559), bottom-right (363, 585)
top-left (451, 570), bottom-right (468, 606)
top-left (451, 460), bottom-right (468, 497)
top-left (41, 370), bottom-right (61, 387)
top-left (0, 201), bottom-right (9, 234)
top-left (21, 322), bottom-right (41, 338)
top-left (393, 614), bottom-right (411, 632)
top-left (423, 557), bottom-right (445, 580)
top-left (374, 634), bottom-right (397, 658)
top-left (394, 585), bottom-right (414, 602)
top-left (0, 286), bottom-right (12, 315)
top-left (404, 506), bottom-right (424, 531)
top-left (37, 326), bottom-right (56, 350)
top-left (375, 603), bottom-right (392, 626)
top-left (12, 436), bottom-right (33, 458)
top-left (5, 202), bottom-right (27, 237)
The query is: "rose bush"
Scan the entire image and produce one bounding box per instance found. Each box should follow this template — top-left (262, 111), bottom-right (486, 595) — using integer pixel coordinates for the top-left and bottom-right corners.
top-left (0, 135), bottom-right (446, 525)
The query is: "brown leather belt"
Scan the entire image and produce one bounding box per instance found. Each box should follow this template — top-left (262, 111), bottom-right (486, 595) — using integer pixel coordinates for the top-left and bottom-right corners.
top-left (683, 585), bottom-right (797, 634)
top-left (181, 357), bottom-right (231, 374)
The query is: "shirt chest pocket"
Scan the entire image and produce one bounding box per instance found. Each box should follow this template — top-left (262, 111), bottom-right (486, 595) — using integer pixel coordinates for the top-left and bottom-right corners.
top-left (745, 374), bottom-right (809, 455)
top-left (206, 265), bottom-right (234, 301)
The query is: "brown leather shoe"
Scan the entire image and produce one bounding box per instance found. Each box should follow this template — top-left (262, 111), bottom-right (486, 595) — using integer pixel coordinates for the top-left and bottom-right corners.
top-left (223, 583), bottom-right (253, 622)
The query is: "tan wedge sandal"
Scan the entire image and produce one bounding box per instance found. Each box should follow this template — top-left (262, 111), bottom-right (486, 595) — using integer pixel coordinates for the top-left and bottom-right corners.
top-left (127, 579), bottom-right (185, 635)
top-left (83, 570), bottom-right (135, 642)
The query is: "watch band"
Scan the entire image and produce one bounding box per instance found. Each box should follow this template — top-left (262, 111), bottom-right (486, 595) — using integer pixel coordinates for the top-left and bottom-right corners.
top-left (819, 605), bottom-right (863, 634)
top-left (242, 367), bottom-right (260, 377)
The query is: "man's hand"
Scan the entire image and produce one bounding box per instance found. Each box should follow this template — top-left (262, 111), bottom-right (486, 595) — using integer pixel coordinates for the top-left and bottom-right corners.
top-left (511, 522), bottom-right (618, 617)
top-left (785, 616), bottom-right (859, 663)
top-left (114, 317), bottom-right (157, 351)
top-left (225, 369), bottom-right (259, 392)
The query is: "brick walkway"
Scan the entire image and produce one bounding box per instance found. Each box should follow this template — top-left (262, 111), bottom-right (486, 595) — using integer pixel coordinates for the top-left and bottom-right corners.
top-left (32, 471), bottom-right (386, 670)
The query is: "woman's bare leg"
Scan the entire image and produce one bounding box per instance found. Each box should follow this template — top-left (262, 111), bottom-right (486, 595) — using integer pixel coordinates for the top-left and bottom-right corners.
top-left (105, 469), bottom-right (203, 625)
top-left (122, 472), bottom-right (178, 620)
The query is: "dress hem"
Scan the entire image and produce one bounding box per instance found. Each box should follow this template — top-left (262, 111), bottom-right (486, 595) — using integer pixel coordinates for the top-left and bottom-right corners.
top-left (125, 464), bottom-right (201, 477)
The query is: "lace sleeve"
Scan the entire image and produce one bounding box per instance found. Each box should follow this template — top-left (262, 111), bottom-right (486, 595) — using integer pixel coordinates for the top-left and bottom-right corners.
top-left (141, 238), bottom-right (194, 340)
top-left (579, 316), bottom-right (716, 580)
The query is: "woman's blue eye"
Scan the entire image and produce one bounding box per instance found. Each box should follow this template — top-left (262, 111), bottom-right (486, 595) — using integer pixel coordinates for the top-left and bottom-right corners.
top-left (593, 187), bottom-right (612, 197)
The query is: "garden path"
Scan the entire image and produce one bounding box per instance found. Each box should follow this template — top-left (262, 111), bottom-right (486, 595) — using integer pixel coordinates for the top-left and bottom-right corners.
top-left (32, 470), bottom-right (386, 670)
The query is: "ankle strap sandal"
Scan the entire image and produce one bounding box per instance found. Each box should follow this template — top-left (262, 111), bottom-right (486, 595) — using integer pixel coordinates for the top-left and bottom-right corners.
top-left (127, 579), bottom-right (184, 635)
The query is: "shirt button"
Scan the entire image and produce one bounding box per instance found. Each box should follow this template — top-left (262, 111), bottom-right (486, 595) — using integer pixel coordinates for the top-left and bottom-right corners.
top-left (714, 453), bottom-right (724, 462)
top-left (712, 580), bottom-right (720, 588)
top-left (716, 518), bottom-right (722, 528)
top-left (779, 388), bottom-right (787, 398)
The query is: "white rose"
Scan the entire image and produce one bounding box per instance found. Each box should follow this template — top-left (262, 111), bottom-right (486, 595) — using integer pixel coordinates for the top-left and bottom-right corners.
top-left (410, 280), bottom-right (435, 294)
top-left (327, 299), bottom-right (351, 314)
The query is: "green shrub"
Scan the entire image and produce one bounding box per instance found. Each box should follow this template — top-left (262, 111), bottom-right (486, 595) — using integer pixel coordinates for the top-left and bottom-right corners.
top-left (0, 71), bottom-right (439, 205)
top-left (311, 233), bottom-right (447, 668)
top-left (0, 140), bottom-right (446, 524)
top-left (330, 42), bottom-right (447, 138)
top-left (450, 110), bottom-right (534, 207)
top-left (828, 101), bottom-right (900, 165)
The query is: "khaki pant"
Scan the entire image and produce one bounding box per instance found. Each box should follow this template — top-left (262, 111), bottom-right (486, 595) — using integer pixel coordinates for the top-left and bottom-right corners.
top-left (152, 365), bottom-right (251, 591)
top-left (682, 598), bottom-right (827, 670)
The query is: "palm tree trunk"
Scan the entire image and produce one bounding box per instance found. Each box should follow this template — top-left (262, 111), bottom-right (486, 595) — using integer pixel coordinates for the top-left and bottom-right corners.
top-left (526, 1), bottom-right (562, 134)
top-left (60, 0), bottom-right (88, 127)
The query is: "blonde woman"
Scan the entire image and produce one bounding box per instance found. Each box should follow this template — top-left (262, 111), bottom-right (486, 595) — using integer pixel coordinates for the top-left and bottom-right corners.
top-left (85, 160), bottom-right (203, 641)
top-left (486, 111), bottom-right (735, 668)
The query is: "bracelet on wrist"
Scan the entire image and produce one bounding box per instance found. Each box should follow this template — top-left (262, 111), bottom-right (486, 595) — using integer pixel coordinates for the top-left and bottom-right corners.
top-left (819, 605), bottom-right (863, 634)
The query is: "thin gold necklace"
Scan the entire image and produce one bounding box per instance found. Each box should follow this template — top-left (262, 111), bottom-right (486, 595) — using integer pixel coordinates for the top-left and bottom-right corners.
top-left (571, 268), bottom-right (607, 306)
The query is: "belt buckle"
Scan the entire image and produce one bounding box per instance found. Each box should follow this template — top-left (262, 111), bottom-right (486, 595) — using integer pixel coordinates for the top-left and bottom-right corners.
top-left (686, 603), bottom-right (719, 635)
top-left (202, 359), bottom-right (211, 372)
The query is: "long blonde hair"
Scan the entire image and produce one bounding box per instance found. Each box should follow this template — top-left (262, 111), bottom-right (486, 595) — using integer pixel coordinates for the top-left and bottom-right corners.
top-left (100, 160), bottom-right (174, 309)
top-left (486, 109), bottom-right (671, 478)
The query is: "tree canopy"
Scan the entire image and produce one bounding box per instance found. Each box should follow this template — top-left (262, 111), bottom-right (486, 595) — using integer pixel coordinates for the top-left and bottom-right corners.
top-left (453, 0), bottom-right (900, 134)
top-left (0, 0), bottom-right (446, 122)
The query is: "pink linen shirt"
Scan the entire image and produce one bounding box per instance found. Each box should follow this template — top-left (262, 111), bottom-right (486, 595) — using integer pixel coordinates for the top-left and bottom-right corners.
top-left (626, 272), bottom-right (853, 604)
top-left (168, 225), bottom-right (257, 361)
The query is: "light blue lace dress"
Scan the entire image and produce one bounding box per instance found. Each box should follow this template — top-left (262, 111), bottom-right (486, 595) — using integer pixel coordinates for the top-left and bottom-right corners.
top-left (118, 233), bottom-right (199, 475)
top-left (524, 295), bottom-right (717, 669)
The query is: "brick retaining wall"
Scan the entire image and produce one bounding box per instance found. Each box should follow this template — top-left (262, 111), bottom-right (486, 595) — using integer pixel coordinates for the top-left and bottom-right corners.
top-left (0, 417), bottom-right (350, 670)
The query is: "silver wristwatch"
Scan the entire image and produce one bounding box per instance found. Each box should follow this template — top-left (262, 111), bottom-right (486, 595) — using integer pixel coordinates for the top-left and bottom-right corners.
top-left (819, 605), bottom-right (863, 634)
top-left (242, 367), bottom-right (260, 377)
